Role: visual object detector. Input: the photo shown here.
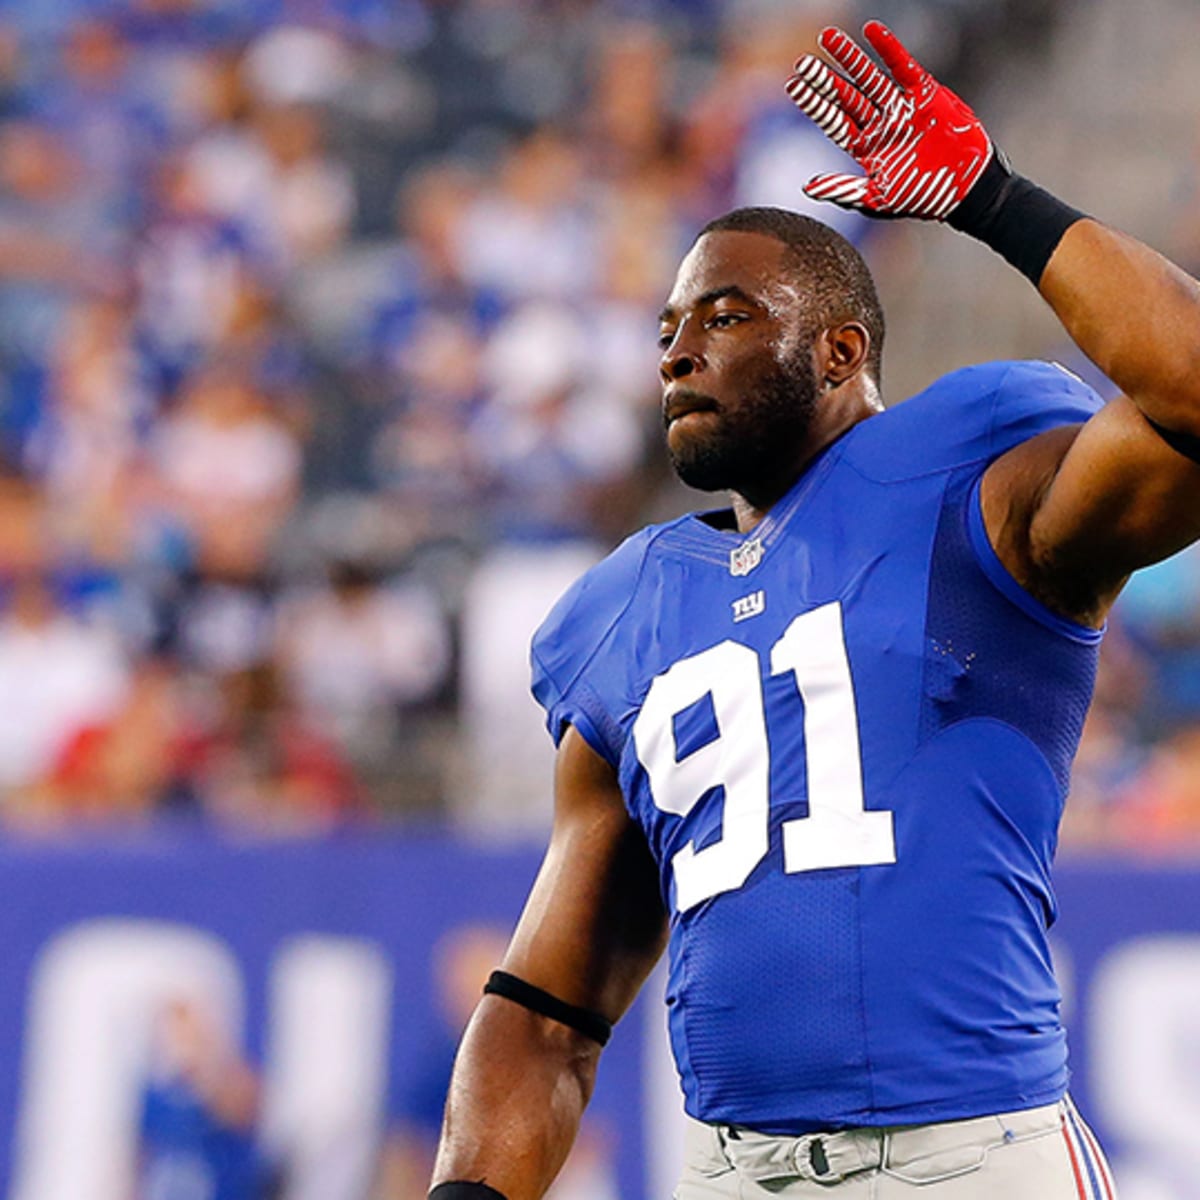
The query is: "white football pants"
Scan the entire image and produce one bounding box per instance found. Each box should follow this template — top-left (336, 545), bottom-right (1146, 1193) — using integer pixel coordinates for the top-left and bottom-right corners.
top-left (675, 1097), bottom-right (1115, 1199)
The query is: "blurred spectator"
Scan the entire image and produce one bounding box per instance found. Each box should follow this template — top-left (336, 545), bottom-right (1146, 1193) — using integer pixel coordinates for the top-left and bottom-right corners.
top-left (27, 297), bottom-right (153, 566)
top-left (584, 21), bottom-right (674, 181)
top-left (235, 99), bottom-right (356, 270)
top-left (137, 995), bottom-right (270, 1200)
top-left (23, 656), bottom-right (199, 827)
top-left (174, 571), bottom-right (277, 682)
top-left (189, 663), bottom-right (363, 833)
top-left (274, 558), bottom-right (451, 758)
top-left (472, 301), bottom-right (645, 541)
top-left (132, 156), bottom-right (265, 394)
top-left (359, 162), bottom-right (502, 537)
top-left (459, 130), bottom-right (596, 301)
top-left (0, 569), bottom-right (128, 816)
top-left (368, 308), bottom-right (489, 535)
top-left (148, 360), bottom-right (302, 577)
top-left (0, 117), bottom-right (119, 435)
top-left (38, 16), bottom-right (168, 231)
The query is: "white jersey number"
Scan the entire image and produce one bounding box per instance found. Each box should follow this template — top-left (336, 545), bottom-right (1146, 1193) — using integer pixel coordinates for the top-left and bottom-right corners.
top-left (633, 602), bottom-right (895, 912)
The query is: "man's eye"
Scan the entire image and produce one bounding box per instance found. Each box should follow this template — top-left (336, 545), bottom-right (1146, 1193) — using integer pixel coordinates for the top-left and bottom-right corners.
top-left (657, 330), bottom-right (675, 349)
top-left (708, 312), bottom-right (744, 328)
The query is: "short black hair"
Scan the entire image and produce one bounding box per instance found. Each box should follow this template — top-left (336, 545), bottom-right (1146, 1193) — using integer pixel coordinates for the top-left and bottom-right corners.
top-left (699, 207), bottom-right (885, 384)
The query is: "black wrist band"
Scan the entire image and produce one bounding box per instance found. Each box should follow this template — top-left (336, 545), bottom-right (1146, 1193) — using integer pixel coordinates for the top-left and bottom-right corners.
top-left (430, 1183), bottom-right (508, 1200)
top-left (947, 152), bottom-right (1087, 285)
top-left (1146, 416), bottom-right (1200, 465)
top-left (484, 969), bottom-right (612, 1047)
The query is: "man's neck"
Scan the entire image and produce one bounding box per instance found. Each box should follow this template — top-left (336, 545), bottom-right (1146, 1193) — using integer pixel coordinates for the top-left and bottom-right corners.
top-left (730, 396), bottom-right (883, 532)
top-left (730, 492), bottom-right (772, 534)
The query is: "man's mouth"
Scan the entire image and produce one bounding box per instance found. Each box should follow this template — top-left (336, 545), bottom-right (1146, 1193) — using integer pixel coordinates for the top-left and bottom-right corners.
top-left (663, 389), bottom-right (719, 429)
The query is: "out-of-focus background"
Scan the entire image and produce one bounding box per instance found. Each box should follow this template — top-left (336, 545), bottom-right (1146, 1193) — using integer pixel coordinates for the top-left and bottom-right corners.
top-left (2, 0), bottom-right (1200, 1197)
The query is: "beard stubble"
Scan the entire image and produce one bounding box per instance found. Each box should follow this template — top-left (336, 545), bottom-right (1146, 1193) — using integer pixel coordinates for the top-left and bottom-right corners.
top-left (666, 345), bottom-right (820, 494)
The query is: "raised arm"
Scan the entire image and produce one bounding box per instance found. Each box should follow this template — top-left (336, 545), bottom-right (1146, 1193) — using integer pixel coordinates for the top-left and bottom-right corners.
top-left (431, 726), bottom-right (668, 1200)
top-left (1001, 219), bottom-right (1200, 619)
top-left (787, 20), bottom-right (1200, 623)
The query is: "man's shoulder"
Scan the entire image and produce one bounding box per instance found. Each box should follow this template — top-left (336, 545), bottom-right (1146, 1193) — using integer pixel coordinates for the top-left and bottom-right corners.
top-left (530, 520), bottom-right (697, 753)
top-left (844, 359), bottom-right (1103, 483)
top-left (531, 522), bottom-right (675, 687)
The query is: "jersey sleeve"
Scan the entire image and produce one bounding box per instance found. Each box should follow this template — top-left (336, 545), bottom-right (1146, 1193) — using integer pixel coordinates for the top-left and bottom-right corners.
top-left (845, 360), bottom-right (1104, 481)
top-left (529, 529), bottom-right (653, 767)
top-left (983, 359), bottom-right (1104, 456)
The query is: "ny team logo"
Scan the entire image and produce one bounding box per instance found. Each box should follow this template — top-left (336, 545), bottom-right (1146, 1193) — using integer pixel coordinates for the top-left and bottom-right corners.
top-left (732, 591), bottom-right (766, 623)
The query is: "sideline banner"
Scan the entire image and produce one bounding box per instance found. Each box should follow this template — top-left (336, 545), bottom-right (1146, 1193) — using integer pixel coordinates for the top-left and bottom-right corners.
top-left (0, 832), bottom-right (644, 1200)
top-left (0, 835), bottom-right (1195, 1200)
top-left (1053, 860), bottom-right (1200, 1200)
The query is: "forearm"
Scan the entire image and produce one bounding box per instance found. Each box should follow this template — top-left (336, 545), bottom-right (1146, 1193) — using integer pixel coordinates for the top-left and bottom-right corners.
top-left (948, 154), bottom-right (1200, 435)
top-left (431, 997), bottom-right (601, 1200)
top-left (1037, 218), bottom-right (1200, 435)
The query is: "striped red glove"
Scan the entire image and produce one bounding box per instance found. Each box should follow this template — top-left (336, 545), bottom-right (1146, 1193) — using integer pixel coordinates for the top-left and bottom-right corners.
top-left (785, 20), bottom-right (995, 221)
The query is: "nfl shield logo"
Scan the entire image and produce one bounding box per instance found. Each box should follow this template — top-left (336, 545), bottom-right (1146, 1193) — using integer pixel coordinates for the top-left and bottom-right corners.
top-left (729, 537), bottom-right (763, 577)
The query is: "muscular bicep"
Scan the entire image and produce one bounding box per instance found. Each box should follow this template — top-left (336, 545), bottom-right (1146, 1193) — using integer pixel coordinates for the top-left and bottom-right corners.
top-left (502, 726), bottom-right (667, 1023)
top-left (982, 395), bottom-right (1200, 624)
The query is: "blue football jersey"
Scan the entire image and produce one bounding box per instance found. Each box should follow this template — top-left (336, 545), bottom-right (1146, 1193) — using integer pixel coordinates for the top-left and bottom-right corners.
top-left (530, 361), bottom-right (1104, 1134)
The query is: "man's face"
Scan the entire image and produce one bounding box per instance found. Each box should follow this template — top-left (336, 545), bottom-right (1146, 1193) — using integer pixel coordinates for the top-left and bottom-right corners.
top-left (657, 230), bottom-right (821, 494)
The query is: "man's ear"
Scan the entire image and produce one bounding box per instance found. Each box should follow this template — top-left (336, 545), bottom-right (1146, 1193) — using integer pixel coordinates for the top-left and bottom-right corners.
top-left (819, 321), bottom-right (872, 385)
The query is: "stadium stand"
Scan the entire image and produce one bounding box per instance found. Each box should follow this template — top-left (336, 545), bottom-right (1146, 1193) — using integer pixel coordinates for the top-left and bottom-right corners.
top-left (0, 0), bottom-right (1194, 848)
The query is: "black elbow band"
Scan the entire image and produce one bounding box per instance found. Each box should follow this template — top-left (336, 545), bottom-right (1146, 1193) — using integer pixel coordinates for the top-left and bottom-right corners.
top-left (1147, 416), bottom-right (1200, 464)
top-left (948, 153), bottom-right (1087, 286)
top-left (429, 1183), bottom-right (509, 1200)
top-left (483, 970), bottom-right (612, 1047)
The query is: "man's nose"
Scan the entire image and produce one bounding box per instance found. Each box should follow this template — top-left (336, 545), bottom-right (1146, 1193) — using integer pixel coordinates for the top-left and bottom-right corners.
top-left (660, 334), bottom-right (703, 383)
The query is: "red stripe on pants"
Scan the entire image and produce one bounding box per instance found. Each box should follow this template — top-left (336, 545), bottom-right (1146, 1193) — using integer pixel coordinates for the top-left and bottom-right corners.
top-left (1061, 1118), bottom-right (1090, 1199)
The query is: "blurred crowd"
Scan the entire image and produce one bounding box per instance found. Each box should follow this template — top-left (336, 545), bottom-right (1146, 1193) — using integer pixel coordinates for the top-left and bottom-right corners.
top-left (0, 0), bottom-right (1194, 850)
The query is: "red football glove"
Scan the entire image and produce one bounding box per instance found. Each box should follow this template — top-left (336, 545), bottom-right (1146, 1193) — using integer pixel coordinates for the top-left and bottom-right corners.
top-left (785, 21), bottom-right (994, 220)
